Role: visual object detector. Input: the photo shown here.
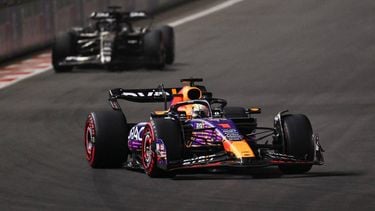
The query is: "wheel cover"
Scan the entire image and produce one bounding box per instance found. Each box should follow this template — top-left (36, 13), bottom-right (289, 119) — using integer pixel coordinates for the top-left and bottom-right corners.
top-left (84, 115), bottom-right (96, 165)
top-left (142, 127), bottom-right (155, 171)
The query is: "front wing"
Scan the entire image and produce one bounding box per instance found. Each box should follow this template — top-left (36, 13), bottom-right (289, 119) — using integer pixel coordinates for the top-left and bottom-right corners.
top-left (165, 151), bottom-right (323, 172)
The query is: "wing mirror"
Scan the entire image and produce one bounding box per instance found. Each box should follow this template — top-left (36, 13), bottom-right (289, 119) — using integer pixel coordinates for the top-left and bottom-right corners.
top-left (248, 107), bottom-right (261, 114)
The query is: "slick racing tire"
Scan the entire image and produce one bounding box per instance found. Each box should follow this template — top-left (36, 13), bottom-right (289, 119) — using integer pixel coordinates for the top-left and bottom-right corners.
top-left (52, 32), bottom-right (76, 73)
top-left (279, 114), bottom-right (314, 174)
top-left (142, 118), bottom-right (183, 178)
top-left (84, 110), bottom-right (129, 168)
top-left (157, 25), bottom-right (175, 65)
top-left (144, 30), bottom-right (166, 70)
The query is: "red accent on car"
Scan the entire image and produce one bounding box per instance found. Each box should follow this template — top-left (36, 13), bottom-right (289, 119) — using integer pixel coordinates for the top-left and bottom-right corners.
top-left (218, 123), bottom-right (231, 129)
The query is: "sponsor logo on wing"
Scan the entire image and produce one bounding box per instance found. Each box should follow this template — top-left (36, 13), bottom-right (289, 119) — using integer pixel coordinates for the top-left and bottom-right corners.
top-left (121, 91), bottom-right (171, 97)
top-left (182, 154), bottom-right (216, 166)
top-left (129, 12), bottom-right (147, 18)
top-left (91, 12), bottom-right (110, 18)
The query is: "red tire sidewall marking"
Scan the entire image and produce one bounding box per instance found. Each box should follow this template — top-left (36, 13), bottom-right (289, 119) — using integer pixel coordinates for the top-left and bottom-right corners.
top-left (84, 114), bottom-right (96, 166)
top-left (142, 123), bottom-right (156, 174)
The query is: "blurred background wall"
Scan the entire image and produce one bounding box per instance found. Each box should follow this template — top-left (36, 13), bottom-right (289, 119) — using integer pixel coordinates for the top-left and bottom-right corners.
top-left (0, 0), bottom-right (187, 62)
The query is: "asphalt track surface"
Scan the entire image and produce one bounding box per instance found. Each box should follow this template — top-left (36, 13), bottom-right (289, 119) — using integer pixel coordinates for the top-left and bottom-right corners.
top-left (1, 0), bottom-right (375, 210)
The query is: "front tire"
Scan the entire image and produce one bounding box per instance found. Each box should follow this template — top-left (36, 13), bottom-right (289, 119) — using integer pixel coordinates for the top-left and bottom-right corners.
top-left (278, 114), bottom-right (314, 174)
top-left (84, 111), bottom-right (129, 168)
top-left (142, 118), bottom-right (182, 178)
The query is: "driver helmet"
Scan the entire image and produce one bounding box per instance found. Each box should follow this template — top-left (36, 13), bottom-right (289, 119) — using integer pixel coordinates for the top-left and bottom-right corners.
top-left (192, 104), bottom-right (209, 118)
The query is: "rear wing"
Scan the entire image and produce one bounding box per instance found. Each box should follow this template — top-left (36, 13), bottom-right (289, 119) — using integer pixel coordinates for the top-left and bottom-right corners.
top-left (90, 11), bottom-right (150, 21)
top-left (108, 78), bottom-right (210, 110)
top-left (108, 86), bottom-right (181, 111)
top-left (109, 87), bottom-right (181, 103)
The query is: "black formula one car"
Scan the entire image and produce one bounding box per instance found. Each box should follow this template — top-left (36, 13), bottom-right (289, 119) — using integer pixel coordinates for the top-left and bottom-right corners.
top-left (84, 78), bottom-right (324, 177)
top-left (52, 6), bottom-right (174, 72)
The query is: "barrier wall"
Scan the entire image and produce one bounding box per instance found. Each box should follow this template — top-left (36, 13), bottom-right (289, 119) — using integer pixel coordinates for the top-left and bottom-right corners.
top-left (0, 0), bottom-right (187, 62)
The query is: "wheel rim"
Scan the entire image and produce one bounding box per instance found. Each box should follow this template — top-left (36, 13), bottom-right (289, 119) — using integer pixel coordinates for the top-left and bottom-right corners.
top-left (84, 115), bottom-right (96, 165)
top-left (142, 127), bottom-right (155, 170)
top-left (143, 131), bottom-right (152, 168)
top-left (85, 128), bottom-right (94, 160)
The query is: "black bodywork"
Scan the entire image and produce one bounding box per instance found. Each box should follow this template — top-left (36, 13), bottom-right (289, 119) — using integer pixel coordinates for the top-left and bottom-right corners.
top-left (52, 7), bottom-right (173, 71)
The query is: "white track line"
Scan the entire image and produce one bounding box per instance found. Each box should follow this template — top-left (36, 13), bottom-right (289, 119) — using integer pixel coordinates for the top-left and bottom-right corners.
top-left (0, 0), bottom-right (243, 90)
top-left (169, 0), bottom-right (243, 27)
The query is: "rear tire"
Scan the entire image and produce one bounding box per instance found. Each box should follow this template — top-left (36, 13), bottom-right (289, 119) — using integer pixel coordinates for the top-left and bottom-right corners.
top-left (144, 30), bottom-right (166, 70)
top-left (142, 118), bottom-right (182, 178)
top-left (52, 32), bottom-right (75, 73)
top-left (157, 25), bottom-right (175, 65)
top-left (84, 111), bottom-right (129, 168)
top-left (278, 114), bottom-right (314, 174)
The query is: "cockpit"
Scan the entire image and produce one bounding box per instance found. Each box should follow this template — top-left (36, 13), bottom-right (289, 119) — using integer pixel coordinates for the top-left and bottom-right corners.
top-left (171, 100), bottom-right (212, 119)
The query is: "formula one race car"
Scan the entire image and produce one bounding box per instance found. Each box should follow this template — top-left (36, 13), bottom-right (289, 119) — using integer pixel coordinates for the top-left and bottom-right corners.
top-left (84, 78), bottom-right (324, 177)
top-left (52, 6), bottom-right (174, 72)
